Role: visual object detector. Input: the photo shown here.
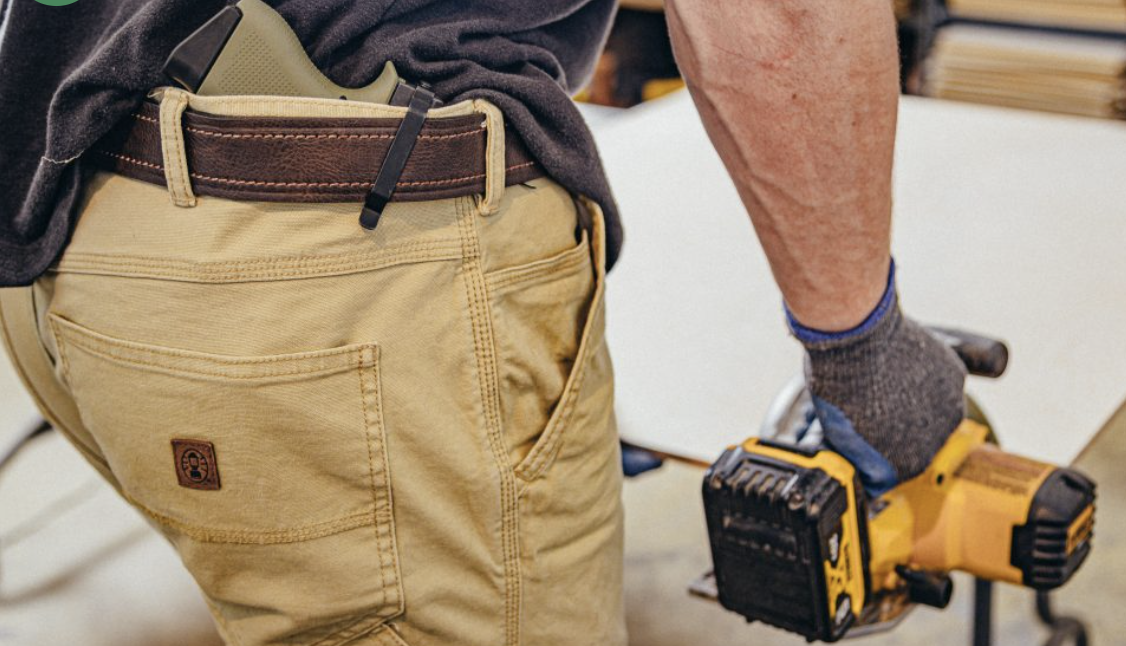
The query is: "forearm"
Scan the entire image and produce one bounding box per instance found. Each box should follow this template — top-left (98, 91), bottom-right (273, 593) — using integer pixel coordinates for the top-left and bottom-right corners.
top-left (666, 0), bottom-right (899, 331)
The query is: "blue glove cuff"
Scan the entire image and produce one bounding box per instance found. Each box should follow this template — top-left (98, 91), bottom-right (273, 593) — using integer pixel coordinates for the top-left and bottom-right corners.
top-left (785, 259), bottom-right (897, 345)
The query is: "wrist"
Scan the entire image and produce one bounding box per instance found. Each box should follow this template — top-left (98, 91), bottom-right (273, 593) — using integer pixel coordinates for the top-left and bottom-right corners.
top-left (786, 259), bottom-right (897, 347)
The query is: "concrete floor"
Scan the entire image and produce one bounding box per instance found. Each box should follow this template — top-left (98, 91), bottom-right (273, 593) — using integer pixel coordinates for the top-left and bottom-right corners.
top-left (623, 402), bottom-right (1126, 646)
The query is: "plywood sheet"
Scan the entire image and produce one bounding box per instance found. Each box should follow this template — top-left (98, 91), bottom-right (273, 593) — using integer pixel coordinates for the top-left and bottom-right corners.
top-left (923, 24), bottom-right (1126, 120)
top-left (594, 92), bottom-right (1126, 466)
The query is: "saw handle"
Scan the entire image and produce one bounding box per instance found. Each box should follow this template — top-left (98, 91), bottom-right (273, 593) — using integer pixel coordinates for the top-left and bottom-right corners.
top-left (929, 327), bottom-right (1009, 378)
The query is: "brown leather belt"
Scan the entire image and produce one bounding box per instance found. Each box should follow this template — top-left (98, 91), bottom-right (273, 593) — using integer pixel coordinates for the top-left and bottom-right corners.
top-left (90, 100), bottom-right (544, 203)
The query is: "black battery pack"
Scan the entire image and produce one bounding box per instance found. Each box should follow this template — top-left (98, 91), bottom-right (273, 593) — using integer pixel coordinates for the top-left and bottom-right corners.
top-left (702, 442), bottom-right (871, 642)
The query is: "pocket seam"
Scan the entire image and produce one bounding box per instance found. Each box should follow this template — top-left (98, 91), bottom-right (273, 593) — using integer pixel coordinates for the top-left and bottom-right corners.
top-left (49, 315), bottom-right (75, 389)
top-left (358, 344), bottom-right (404, 619)
top-left (513, 283), bottom-right (606, 487)
top-left (130, 503), bottom-right (379, 544)
top-left (310, 616), bottom-right (407, 643)
top-left (484, 232), bottom-right (590, 294)
top-left (55, 238), bottom-right (465, 283)
top-left (50, 314), bottom-right (366, 381)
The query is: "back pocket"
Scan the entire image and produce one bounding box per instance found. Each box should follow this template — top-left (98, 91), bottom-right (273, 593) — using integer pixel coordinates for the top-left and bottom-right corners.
top-left (48, 313), bottom-right (402, 646)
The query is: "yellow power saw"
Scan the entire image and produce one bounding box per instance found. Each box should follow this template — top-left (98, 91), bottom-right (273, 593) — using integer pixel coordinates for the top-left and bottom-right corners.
top-left (694, 331), bottom-right (1096, 642)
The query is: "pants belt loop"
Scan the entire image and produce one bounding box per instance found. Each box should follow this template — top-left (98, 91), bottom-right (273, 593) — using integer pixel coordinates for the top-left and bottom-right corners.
top-left (581, 197), bottom-right (608, 279)
top-left (472, 99), bottom-right (506, 216)
top-left (156, 87), bottom-right (197, 208)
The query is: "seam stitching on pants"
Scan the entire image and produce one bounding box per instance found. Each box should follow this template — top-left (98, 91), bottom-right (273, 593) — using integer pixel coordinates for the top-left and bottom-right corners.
top-left (56, 255), bottom-right (461, 279)
top-left (51, 259), bottom-right (457, 283)
top-left (60, 240), bottom-right (463, 270)
top-left (542, 332), bottom-right (600, 475)
top-left (532, 306), bottom-right (605, 478)
top-left (57, 250), bottom-right (460, 275)
top-left (484, 236), bottom-right (590, 293)
top-left (514, 259), bottom-right (605, 483)
top-left (377, 624), bottom-right (411, 646)
top-left (358, 347), bottom-right (391, 612)
top-left (59, 245), bottom-right (462, 269)
top-left (370, 346), bottom-right (404, 616)
top-left (55, 254), bottom-right (455, 274)
top-left (47, 317), bottom-right (73, 387)
top-left (131, 501), bottom-right (378, 544)
top-left (309, 612), bottom-right (390, 646)
top-left (523, 199), bottom-right (608, 480)
top-left (56, 245), bottom-right (463, 283)
top-left (515, 340), bottom-right (591, 483)
top-left (457, 197), bottom-right (521, 645)
top-left (53, 337), bottom-right (360, 381)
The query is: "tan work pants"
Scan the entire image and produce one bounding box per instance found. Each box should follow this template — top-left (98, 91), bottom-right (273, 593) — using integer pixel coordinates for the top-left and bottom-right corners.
top-left (0, 93), bottom-right (625, 646)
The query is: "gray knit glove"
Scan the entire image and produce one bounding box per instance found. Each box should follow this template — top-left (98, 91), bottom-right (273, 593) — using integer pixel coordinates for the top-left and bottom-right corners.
top-left (787, 262), bottom-right (967, 495)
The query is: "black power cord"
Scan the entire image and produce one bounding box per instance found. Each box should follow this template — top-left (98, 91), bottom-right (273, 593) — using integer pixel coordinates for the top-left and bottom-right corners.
top-left (0, 418), bottom-right (52, 472)
top-left (0, 417), bottom-right (55, 586)
top-left (1037, 591), bottom-right (1090, 646)
top-left (972, 577), bottom-right (1091, 646)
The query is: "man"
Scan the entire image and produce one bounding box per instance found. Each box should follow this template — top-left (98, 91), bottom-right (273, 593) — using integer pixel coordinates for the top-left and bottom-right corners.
top-left (0, 1), bottom-right (965, 644)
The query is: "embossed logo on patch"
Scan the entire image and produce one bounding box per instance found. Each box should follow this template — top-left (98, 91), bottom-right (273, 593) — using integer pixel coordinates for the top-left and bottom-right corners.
top-left (172, 439), bottom-right (221, 490)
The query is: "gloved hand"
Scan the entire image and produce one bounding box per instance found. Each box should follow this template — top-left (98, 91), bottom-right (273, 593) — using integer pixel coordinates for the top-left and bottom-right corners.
top-left (787, 261), bottom-right (967, 496)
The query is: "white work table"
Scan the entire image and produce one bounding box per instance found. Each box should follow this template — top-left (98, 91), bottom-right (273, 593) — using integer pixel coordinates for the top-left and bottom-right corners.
top-left (596, 92), bottom-right (1126, 466)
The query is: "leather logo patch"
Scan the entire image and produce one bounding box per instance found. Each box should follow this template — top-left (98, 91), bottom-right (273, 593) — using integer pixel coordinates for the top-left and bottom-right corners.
top-left (172, 439), bottom-right (221, 490)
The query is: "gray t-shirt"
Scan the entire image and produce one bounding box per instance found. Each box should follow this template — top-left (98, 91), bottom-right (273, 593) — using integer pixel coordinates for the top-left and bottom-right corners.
top-left (0, 0), bottom-right (622, 286)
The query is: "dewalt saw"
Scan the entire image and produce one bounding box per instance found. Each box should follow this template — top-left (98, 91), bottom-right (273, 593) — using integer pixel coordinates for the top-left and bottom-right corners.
top-left (694, 331), bottom-right (1096, 642)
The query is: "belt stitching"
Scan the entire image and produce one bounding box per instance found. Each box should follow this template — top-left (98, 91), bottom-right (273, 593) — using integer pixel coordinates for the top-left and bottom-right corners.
top-left (131, 113), bottom-right (487, 141)
top-left (96, 150), bottom-right (537, 190)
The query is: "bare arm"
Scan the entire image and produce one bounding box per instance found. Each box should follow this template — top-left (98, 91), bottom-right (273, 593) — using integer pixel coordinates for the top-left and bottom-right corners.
top-left (665, 0), bottom-right (898, 331)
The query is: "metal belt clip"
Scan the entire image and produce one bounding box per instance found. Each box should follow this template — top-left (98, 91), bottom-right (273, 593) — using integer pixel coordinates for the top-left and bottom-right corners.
top-left (360, 84), bottom-right (438, 230)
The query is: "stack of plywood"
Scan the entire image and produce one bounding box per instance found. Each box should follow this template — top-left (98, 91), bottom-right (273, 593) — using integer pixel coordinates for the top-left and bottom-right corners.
top-left (946, 0), bottom-right (1126, 33)
top-left (922, 23), bottom-right (1126, 119)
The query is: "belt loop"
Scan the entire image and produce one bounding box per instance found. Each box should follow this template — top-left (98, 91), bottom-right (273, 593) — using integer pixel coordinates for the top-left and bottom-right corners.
top-left (472, 99), bottom-right (506, 216)
top-left (157, 88), bottom-right (197, 208)
top-left (582, 197), bottom-right (607, 279)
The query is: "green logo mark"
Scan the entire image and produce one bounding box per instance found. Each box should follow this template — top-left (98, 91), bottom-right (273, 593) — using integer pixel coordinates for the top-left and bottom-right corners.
top-left (35, 0), bottom-right (81, 5)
